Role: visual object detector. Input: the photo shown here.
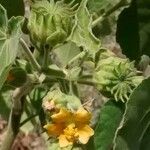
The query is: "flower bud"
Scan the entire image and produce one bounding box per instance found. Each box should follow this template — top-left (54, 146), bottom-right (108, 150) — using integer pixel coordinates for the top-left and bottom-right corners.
top-left (42, 89), bottom-right (82, 113)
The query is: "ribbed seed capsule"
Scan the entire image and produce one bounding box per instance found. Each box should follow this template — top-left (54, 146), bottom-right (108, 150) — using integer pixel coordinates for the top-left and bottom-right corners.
top-left (28, 0), bottom-right (76, 50)
top-left (94, 56), bottom-right (144, 102)
top-left (6, 67), bottom-right (27, 87)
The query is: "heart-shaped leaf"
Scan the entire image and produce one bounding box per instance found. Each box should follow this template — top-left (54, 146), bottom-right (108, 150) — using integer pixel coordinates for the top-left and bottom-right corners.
top-left (69, 0), bottom-right (101, 57)
top-left (0, 5), bottom-right (24, 90)
top-left (116, 0), bottom-right (150, 61)
top-left (114, 77), bottom-right (150, 149)
top-left (94, 100), bottom-right (125, 150)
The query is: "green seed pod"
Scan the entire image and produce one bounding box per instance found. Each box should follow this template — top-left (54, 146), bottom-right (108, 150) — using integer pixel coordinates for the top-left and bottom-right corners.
top-left (94, 56), bottom-right (144, 102)
top-left (6, 67), bottom-right (27, 87)
top-left (28, 0), bottom-right (76, 50)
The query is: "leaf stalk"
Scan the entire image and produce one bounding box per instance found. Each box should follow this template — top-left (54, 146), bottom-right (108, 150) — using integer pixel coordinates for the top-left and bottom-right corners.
top-left (20, 38), bottom-right (41, 72)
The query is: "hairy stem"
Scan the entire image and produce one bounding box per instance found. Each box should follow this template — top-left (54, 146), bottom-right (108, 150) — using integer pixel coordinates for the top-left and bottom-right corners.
top-left (1, 80), bottom-right (33, 150)
top-left (43, 46), bottom-right (51, 68)
top-left (44, 74), bottom-right (96, 86)
top-left (20, 113), bottom-right (38, 127)
top-left (67, 51), bottom-right (86, 67)
top-left (77, 80), bottom-right (95, 86)
top-left (20, 38), bottom-right (41, 72)
top-left (92, 0), bottom-right (129, 28)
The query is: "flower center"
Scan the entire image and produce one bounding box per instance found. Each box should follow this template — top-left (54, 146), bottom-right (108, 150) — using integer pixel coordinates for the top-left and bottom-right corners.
top-left (63, 124), bottom-right (78, 142)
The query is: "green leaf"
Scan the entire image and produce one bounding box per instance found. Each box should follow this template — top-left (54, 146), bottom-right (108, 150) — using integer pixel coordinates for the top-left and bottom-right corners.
top-left (114, 77), bottom-right (150, 150)
top-left (47, 142), bottom-right (73, 150)
top-left (0, 87), bottom-right (12, 120)
top-left (30, 87), bottom-right (47, 126)
top-left (54, 42), bottom-right (81, 68)
top-left (0, 0), bottom-right (24, 18)
top-left (69, 0), bottom-right (101, 57)
top-left (44, 65), bottom-right (66, 78)
top-left (29, 87), bottom-right (47, 113)
top-left (94, 100), bottom-right (125, 150)
top-left (67, 66), bottom-right (81, 80)
top-left (116, 0), bottom-right (150, 61)
top-left (0, 66), bottom-right (11, 88)
top-left (88, 0), bottom-right (120, 14)
top-left (139, 125), bottom-right (150, 150)
top-left (20, 111), bottom-right (36, 134)
top-left (20, 87), bottom-right (47, 134)
top-left (116, 1), bottom-right (140, 61)
top-left (86, 137), bottom-right (95, 150)
top-left (0, 4), bottom-right (7, 28)
top-left (0, 5), bottom-right (24, 90)
top-left (114, 136), bottom-right (129, 150)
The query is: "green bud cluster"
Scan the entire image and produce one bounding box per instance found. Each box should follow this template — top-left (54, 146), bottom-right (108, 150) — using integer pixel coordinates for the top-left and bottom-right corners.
top-left (28, 0), bottom-right (76, 50)
top-left (94, 54), bottom-right (144, 102)
top-left (42, 89), bottom-right (81, 112)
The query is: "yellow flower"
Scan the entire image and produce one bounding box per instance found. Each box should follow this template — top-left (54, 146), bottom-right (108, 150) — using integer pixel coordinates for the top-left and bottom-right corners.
top-left (44, 107), bottom-right (94, 148)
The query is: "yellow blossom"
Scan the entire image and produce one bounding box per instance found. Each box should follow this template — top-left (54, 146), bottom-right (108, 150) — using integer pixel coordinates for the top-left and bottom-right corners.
top-left (44, 107), bottom-right (94, 148)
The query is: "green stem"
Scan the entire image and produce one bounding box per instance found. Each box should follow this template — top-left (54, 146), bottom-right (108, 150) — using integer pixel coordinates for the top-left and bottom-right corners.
top-left (33, 48), bottom-right (40, 59)
top-left (67, 51), bottom-right (86, 67)
top-left (20, 38), bottom-right (41, 72)
top-left (1, 80), bottom-right (34, 150)
top-left (92, 16), bottom-right (103, 28)
top-left (43, 46), bottom-right (51, 68)
top-left (92, 0), bottom-right (129, 28)
top-left (1, 99), bottom-right (24, 150)
top-left (24, 100), bottom-right (38, 127)
top-left (45, 74), bottom-right (95, 86)
top-left (77, 80), bottom-right (95, 86)
top-left (58, 79), bottom-right (69, 94)
top-left (20, 113), bottom-right (38, 127)
top-left (69, 81), bottom-right (73, 95)
top-left (69, 81), bottom-right (79, 97)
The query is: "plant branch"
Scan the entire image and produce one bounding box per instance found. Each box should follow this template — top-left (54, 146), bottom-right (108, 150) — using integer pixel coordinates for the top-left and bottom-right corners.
top-left (44, 74), bottom-right (96, 86)
top-left (20, 38), bottom-right (41, 72)
top-left (77, 80), bottom-right (95, 86)
top-left (1, 80), bottom-right (34, 150)
top-left (67, 51), bottom-right (86, 67)
top-left (43, 46), bottom-right (52, 68)
top-left (92, 0), bottom-right (129, 28)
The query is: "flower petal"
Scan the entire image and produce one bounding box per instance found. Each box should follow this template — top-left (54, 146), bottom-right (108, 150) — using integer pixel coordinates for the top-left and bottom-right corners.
top-left (58, 134), bottom-right (73, 147)
top-left (74, 107), bottom-right (91, 124)
top-left (44, 123), bottom-right (64, 136)
top-left (51, 108), bottom-right (72, 123)
top-left (77, 125), bottom-right (94, 144)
